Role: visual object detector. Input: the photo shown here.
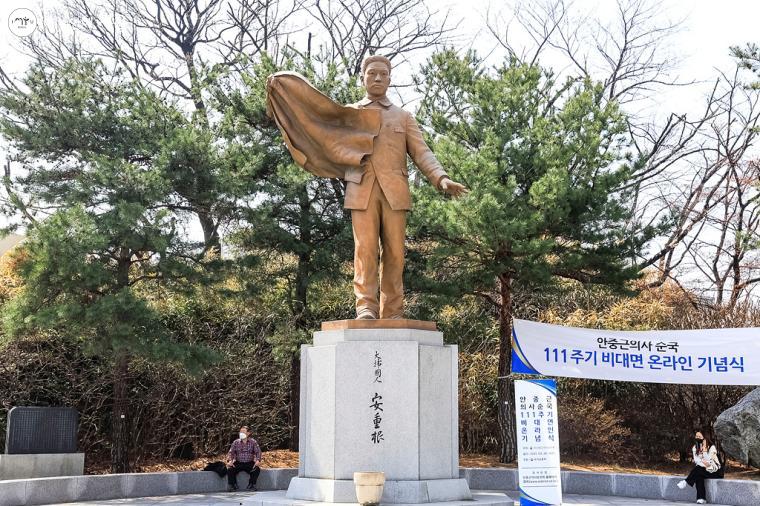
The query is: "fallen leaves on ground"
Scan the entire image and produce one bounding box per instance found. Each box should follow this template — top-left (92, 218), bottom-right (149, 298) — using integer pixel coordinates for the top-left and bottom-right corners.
top-left (85, 451), bottom-right (759, 481)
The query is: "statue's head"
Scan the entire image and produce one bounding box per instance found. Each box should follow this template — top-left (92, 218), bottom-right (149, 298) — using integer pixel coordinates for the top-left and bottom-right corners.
top-left (361, 55), bottom-right (391, 98)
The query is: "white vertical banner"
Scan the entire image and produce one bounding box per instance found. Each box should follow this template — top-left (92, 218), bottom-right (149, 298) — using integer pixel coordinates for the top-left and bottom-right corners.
top-left (514, 379), bottom-right (562, 506)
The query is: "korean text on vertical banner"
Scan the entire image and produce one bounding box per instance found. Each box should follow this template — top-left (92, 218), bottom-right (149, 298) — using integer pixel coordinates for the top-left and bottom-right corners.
top-left (515, 379), bottom-right (562, 506)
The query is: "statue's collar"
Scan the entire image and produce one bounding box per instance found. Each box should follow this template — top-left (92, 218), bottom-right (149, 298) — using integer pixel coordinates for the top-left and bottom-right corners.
top-left (358, 95), bottom-right (392, 107)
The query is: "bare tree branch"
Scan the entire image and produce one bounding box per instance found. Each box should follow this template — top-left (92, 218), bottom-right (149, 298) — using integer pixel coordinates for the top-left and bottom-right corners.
top-left (309, 0), bottom-right (455, 78)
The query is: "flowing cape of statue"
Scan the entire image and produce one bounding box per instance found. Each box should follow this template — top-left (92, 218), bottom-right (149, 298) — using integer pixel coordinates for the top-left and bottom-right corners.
top-left (266, 71), bottom-right (381, 179)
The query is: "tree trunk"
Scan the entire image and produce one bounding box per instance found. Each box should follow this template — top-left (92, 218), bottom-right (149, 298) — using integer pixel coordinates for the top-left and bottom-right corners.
top-left (184, 48), bottom-right (210, 130)
top-left (287, 184), bottom-right (311, 451)
top-left (497, 275), bottom-right (517, 463)
top-left (287, 254), bottom-right (307, 451)
top-left (111, 351), bottom-right (131, 473)
top-left (111, 254), bottom-right (132, 473)
top-left (287, 254), bottom-right (306, 451)
top-left (183, 47), bottom-right (220, 256)
top-left (198, 210), bottom-right (221, 255)
top-left (288, 353), bottom-right (300, 451)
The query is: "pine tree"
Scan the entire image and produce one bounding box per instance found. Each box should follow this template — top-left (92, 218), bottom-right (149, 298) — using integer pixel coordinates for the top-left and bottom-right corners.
top-left (409, 50), bottom-right (648, 462)
top-left (0, 58), bottom-right (218, 472)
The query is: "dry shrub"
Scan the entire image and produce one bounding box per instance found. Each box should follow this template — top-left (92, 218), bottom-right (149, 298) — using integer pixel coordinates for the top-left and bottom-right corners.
top-left (459, 352), bottom-right (499, 454)
top-left (0, 335), bottom-right (111, 456)
top-left (558, 392), bottom-right (631, 461)
top-left (0, 248), bottom-right (24, 304)
top-left (540, 279), bottom-right (676, 331)
top-left (0, 297), bottom-right (291, 468)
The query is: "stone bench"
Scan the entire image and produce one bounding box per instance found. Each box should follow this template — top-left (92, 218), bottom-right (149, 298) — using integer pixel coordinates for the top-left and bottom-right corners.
top-left (2, 466), bottom-right (759, 506)
top-left (461, 467), bottom-right (760, 506)
top-left (0, 468), bottom-right (297, 506)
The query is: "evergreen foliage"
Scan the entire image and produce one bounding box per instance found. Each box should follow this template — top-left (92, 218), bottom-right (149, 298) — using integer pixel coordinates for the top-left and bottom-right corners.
top-left (0, 58), bottom-right (220, 471)
top-left (409, 49), bottom-right (651, 461)
top-left (213, 54), bottom-right (365, 448)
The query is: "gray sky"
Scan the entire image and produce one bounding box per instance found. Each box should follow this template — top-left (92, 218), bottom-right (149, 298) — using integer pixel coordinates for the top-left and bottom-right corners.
top-left (1, 0), bottom-right (758, 106)
top-left (443, 0), bottom-right (760, 114)
top-left (1, 0), bottom-right (760, 232)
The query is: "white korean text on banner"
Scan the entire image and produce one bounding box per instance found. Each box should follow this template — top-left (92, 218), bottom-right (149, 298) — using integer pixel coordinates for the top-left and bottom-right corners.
top-left (514, 379), bottom-right (562, 506)
top-left (512, 319), bottom-right (760, 385)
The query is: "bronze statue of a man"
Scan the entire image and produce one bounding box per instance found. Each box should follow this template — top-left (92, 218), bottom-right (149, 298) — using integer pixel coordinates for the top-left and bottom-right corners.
top-left (266, 56), bottom-right (467, 320)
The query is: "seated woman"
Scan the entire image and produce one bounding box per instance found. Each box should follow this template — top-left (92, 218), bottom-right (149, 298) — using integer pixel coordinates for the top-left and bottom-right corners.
top-left (677, 430), bottom-right (723, 504)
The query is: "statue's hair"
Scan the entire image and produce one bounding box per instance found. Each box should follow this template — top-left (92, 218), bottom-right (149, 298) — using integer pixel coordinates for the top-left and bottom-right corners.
top-left (361, 55), bottom-right (392, 75)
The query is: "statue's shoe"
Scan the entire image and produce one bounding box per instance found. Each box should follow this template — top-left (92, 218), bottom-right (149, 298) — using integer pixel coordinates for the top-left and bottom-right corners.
top-left (356, 308), bottom-right (378, 319)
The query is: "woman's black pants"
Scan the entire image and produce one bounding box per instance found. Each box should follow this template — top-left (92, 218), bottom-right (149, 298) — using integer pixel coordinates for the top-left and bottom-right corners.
top-left (686, 466), bottom-right (720, 500)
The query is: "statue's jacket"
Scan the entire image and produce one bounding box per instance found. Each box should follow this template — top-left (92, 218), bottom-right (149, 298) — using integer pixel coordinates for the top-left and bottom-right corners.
top-left (266, 72), bottom-right (448, 212)
top-left (344, 97), bottom-right (448, 211)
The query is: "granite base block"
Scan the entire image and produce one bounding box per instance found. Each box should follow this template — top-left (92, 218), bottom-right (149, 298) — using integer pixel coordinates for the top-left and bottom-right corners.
top-left (561, 471), bottom-right (614, 496)
top-left (176, 471), bottom-right (224, 494)
top-left (383, 480), bottom-right (427, 503)
top-left (425, 478), bottom-right (472, 502)
top-left (286, 476), bottom-right (344, 502)
top-left (286, 477), bottom-right (471, 503)
top-left (24, 476), bottom-right (78, 505)
top-left (123, 472), bottom-right (177, 498)
top-left (711, 477), bottom-right (760, 506)
top-left (249, 489), bottom-right (513, 506)
top-left (272, 468), bottom-right (299, 490)
top-left (313, 328), bottom-right (443, 346)
top-left (612, 473), bottom-right (662, 499)
top-left (257, 470), bottom-right (278, 491)
top-left (75, 474), bottom-right (128, 501)
top-left (0, 480), bottom-right (27, 506)
top-left (298, 332), bottom-right (460, 483)
top-left (460, 468), bottom-right (517, 491)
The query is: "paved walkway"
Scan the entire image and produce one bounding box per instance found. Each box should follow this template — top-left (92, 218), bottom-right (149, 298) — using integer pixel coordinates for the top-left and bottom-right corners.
top-left (50, 490), bottom-right (733, 506)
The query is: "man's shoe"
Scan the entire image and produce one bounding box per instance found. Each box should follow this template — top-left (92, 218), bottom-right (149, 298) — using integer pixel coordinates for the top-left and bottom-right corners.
top-left (696, 499), bottom-right (707, 504)
top-left (677, 480), bottom-right (687, 489)
top-left (247, 483), bottom-right (258, 491)
top-left (228, 484), bottom-right (239, 492)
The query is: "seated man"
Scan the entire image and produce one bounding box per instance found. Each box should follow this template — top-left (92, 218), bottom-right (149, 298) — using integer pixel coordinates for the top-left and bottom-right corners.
top-left (226, 425), bottom-right (262, 491)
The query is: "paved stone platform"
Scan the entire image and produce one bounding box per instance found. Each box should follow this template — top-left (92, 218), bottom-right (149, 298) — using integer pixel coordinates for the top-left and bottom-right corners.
top-left (48, 489), bottom-right (736, 505)
top-left (49, 491), bottom-right (508, 506)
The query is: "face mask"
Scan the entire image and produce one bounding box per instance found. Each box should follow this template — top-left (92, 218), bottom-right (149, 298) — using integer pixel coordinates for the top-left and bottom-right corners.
top-left (239, 432), bottom-right (247, 440)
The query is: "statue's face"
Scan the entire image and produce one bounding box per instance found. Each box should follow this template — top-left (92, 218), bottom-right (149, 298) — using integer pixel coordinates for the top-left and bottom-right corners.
top-left (363, 61), bottom-right (391, 98)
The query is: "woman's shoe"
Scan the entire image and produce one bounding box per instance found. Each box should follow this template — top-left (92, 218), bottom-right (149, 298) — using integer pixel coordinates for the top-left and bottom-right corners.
top-left (677, 480), bottom-right (687, 489)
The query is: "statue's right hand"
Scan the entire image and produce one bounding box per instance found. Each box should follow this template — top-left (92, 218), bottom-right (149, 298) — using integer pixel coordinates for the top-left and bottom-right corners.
top-left (440, 177), bottom-right (469, 198)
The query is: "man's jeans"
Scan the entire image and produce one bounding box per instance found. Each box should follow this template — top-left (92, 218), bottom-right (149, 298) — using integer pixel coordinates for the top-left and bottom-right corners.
top-left (227, 461), bottom-right (261, 487)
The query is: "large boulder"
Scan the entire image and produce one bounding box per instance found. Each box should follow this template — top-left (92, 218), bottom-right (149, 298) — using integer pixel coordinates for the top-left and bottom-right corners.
top-left (715, 387), bottom-right (760, 468)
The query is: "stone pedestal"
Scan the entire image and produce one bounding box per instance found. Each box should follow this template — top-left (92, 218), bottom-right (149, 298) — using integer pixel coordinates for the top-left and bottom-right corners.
top-left (286, 320), bottom-right (471, 504)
